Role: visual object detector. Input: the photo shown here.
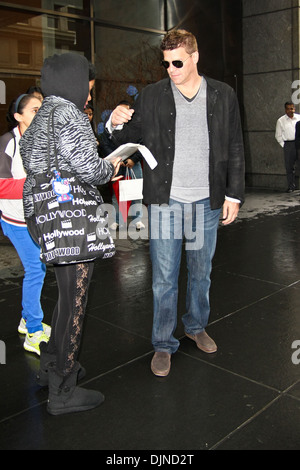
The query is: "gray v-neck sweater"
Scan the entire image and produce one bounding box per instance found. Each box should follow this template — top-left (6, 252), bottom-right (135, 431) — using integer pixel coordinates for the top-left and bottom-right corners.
top-left (170, 78), bottom-right (210, 203)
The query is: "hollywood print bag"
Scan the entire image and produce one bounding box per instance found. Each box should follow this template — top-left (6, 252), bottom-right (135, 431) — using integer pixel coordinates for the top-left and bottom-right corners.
top-left (31, 105), bottom-right (115, 265)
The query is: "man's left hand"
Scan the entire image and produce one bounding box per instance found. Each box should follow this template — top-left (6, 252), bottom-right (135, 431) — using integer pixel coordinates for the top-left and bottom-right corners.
top-left (222, 200), bottom-right (240, 225)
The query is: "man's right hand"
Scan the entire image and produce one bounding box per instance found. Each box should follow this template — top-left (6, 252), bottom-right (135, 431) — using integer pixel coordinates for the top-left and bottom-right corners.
top-left (111, 105), bottom-right (135, 127)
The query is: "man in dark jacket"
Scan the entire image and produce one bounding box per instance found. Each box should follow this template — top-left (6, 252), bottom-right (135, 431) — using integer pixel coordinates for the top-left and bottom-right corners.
top-left (107, 30), bottom-right (245, 377)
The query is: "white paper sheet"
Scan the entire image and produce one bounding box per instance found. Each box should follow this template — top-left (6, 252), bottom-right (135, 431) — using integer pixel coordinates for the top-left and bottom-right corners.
top-left (105, 143), bottom-right (158, 170)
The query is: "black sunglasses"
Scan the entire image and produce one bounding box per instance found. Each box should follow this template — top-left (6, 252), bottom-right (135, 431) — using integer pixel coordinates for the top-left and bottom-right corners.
top-left (161, 54), bottom-right (193, 69)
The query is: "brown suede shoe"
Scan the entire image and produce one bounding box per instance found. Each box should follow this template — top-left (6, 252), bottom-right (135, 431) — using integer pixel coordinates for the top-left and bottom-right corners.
top-left (151, 352), bottom-right (171, 377)
top-left (185, 331), bottom-right (217, 353)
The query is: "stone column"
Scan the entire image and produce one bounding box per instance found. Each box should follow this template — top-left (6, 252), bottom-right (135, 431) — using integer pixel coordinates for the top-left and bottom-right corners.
top-left (243, 0), bottom-right (300, 190)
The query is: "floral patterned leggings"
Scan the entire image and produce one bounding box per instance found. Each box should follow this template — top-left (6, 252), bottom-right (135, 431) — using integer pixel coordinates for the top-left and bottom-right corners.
top-left (47, 262), bottom-right (94, 376)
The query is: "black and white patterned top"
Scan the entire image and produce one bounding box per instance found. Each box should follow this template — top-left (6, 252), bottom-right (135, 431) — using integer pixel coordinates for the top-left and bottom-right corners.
top-left (20, 95), bottom-right (114, 219)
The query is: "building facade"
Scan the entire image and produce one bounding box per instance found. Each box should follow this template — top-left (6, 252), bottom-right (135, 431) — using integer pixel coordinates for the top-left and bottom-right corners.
top-left (0, 0), bottom-right (242, 131)
top-left (243, 0), bottom-right (300, 190)
top-left (1, 1), bottom-right (299, 190)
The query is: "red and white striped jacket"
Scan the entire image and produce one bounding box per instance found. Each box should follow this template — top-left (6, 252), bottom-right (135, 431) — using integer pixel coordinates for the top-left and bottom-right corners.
top-left (0, 126), bottom-right (26, 226)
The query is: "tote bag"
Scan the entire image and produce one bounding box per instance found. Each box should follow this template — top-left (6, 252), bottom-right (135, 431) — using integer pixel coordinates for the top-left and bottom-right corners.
top-left (119, 167), bottom-right (143, 202)
top-left (31, 105), bottom-right (115, 265)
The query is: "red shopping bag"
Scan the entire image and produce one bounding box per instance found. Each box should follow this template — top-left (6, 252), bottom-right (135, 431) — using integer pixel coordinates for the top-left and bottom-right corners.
top-left (111, 180), bottom-right (131, 222)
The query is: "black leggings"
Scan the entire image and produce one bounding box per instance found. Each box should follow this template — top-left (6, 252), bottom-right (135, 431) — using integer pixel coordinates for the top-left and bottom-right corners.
top-left (47, 262), bottom-right (94, 376)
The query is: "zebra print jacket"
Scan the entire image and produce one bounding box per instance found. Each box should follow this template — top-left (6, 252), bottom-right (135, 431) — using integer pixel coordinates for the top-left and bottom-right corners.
top-left (20, 95), bottom-right (114, 219)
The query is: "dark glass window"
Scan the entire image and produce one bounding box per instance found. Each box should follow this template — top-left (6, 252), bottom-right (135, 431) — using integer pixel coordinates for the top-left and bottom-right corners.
top-left (18, 40), bottom-right (31, 65)
top-left (93, 25), bottom-right (165, 133)
top-left (94, 0), bottom-right (165, 31)
top-left (0, 7), bottom-right (91, 134)
top-left (2, 0), bottom-right (90, 16)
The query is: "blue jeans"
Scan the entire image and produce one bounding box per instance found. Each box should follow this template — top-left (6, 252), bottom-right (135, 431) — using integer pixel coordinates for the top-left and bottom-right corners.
top-left (0, 220), bottom-right (46, 333)
top-left (149, 198), bottom-right (221, 354)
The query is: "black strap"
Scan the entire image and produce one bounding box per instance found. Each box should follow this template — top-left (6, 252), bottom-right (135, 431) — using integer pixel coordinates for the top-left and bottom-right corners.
top-left (47, 104), bottom-right (62, 175)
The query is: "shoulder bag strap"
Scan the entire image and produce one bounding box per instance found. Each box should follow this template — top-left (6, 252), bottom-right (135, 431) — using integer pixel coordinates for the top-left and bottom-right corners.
top-left (47, 104), bottom-right (62, 175)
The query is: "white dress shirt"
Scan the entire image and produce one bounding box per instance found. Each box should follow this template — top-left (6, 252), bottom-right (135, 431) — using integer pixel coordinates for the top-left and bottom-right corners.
top-left (275, 113), bottom-right (300, 147)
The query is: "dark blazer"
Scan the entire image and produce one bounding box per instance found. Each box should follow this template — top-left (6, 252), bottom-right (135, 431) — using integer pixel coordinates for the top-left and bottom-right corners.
top-left (110, 76), bottom-right (245, 209)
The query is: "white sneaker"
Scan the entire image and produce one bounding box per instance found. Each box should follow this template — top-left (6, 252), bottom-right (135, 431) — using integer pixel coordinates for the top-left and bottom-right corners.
top-left (18, 318), bottom-right (28, 334)
top-left (18, 318), bottom-right (51, 337)
top-left (24, 330), bottom-right (49, 356)
top-left (135, 221), bottom-right (145, 230)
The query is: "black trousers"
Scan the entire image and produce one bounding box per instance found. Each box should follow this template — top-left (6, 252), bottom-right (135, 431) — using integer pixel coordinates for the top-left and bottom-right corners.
top-left (47, 262), bottom-right (94, 376)
top-left (284, 141), bottom-right (298, 189)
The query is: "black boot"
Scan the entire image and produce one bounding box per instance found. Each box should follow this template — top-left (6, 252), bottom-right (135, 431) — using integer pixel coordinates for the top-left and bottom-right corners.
top-left (37, 342), bottom-right (86, 387)
top-left (47, 364), bottom-right (104, 416)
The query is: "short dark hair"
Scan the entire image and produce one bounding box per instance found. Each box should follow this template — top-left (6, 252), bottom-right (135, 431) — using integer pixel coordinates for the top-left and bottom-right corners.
top-left (85, 103), bottom-right (94, 111)
top-left (160, 29), bottom-right (198, 54)
top-left (26, 86), bottom-right (45, 98)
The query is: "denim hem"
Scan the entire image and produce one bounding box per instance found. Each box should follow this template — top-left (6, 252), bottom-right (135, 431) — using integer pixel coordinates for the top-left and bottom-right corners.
top-left (154, 348), bottom-right (173, 352)
top-left (184, 328), bottom-right (206, 335)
